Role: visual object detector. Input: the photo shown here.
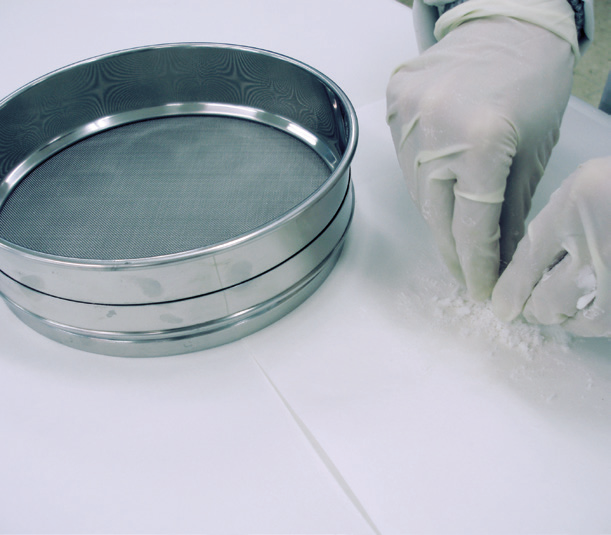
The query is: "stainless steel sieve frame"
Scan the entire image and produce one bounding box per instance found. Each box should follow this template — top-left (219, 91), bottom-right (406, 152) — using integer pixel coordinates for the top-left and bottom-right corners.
top-left (0, 183), bottom-right (353, 357)
top-left (0, 43), bottom-right (358, 356)
top-left (0, 43), bottom-right (357, 304)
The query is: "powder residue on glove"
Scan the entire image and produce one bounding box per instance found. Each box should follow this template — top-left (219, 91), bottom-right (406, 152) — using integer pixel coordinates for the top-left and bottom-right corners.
top-left (576, 265), bottom-right (597, 310)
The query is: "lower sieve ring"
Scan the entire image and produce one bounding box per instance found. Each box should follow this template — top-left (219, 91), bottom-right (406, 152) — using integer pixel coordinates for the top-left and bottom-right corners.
top-left (4, 235), bottom-right (345, 358)
top-left (0, 182), bottom-right (353, 356)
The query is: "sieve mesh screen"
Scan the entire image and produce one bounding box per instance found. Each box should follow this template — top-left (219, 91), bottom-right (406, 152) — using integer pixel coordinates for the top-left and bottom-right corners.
top-left (0, 115), bottom-right (330, 260)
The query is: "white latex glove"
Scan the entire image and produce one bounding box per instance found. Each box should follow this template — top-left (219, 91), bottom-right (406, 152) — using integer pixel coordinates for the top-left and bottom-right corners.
top-left (492, 157), bottom-right (611, 337)
top-left (387, 10), bottom-right (575, 300)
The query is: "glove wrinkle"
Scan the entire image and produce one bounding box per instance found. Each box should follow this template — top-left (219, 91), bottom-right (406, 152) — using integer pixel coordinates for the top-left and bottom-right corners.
top-left (414, 145), bottom-right (471, 165)
top-left (396, 114), bottom-right (420, 150)
top-left (493, 157), bottom-right (611, 337)
top-left (454, 186), bottom-right (505, 204)
top-left (434, 0), bottom-right (580, 57)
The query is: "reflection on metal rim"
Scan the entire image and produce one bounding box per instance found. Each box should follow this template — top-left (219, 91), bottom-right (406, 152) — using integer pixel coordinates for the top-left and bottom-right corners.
top-left (0, 43), bottom-right (358, 356)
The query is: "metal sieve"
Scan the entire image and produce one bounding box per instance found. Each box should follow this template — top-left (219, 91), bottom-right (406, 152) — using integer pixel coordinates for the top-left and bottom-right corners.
top-left (0, 43), bottom-right (357, 357)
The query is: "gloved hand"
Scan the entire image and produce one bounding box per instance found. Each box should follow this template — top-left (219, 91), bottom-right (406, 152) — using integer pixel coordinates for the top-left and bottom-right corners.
top-left (492, 157), bottom-right (611, 337)
top-left (387, 2), bottom-right (576, 300)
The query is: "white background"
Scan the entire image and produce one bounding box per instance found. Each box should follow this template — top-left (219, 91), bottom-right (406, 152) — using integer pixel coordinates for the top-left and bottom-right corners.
top-left (1, 1), bottom-right (610, 533)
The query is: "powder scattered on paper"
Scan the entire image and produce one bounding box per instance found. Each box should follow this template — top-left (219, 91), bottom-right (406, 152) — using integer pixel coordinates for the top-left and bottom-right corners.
top-left (394, 271), bottom-right (611, 421)
top-left (431, 290), bottom-right (571, 356)
top-left (398, 276), bottom-right (572, 357)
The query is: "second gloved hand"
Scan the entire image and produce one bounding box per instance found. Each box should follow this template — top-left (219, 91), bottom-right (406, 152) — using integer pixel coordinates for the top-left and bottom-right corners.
top-left (387, 9), bottom-right (575, 300)
top-left (492, 157), bottom-right (611, 338)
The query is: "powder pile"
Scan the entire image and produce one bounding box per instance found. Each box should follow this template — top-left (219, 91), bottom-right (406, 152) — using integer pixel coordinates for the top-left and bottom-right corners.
top-left (399, 276), bottom-right (572, 357)
top-left (432, 290), bottom-right (572, 356)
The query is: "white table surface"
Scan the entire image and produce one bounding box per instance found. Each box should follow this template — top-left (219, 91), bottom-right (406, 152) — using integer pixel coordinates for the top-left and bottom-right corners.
top-left (1, 1), bottom-right (610, 533)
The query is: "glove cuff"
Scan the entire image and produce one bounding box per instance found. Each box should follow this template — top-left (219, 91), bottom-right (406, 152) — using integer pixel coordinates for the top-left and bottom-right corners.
top-left (434, 0), bottom-right (581, 58)
top-left (442, 0), bottom-right (585, 36)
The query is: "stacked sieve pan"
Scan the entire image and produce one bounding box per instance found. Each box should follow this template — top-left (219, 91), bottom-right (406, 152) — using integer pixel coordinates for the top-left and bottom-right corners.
top-left (0, 43), bottom-right (357, 356)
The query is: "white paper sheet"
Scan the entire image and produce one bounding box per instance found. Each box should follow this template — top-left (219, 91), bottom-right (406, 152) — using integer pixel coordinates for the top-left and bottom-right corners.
top-left (247, 98), bottom-right (611, 533)
top-left (1, 1), bottom-right (610, 533)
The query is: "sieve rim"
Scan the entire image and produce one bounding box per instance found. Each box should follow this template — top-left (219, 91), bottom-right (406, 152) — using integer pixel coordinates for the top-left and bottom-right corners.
top-left (0, 43), bottom-right (358, 269)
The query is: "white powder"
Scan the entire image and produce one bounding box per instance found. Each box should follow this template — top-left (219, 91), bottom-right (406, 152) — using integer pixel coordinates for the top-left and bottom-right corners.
top-left (576, 265), bottom-right (597, 310)
top-left (577, 291), bottom-right (597, 311)
top-left (577, 264), bottom-right (597, 291)
top-left (398, 276), bottom-right (572, 357)
top-left (433, 290), bottom-right (571, 355)
top-left (394, 272), bottom-right (611, 421)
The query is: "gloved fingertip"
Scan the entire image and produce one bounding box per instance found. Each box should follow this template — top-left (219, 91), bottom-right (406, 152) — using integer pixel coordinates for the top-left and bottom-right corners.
top-left (490, 286), bottom-right (522, 322)
top-left (563, 310), bottom-right (611, 338)
top-left (522, 298), bottom-right (569, 326)
top-left (521, 304), bottom-right (539, 325)
top-left (466, 280), bottom-right (493, 303)
top-left (463, 261), bottom-right (497, 302)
